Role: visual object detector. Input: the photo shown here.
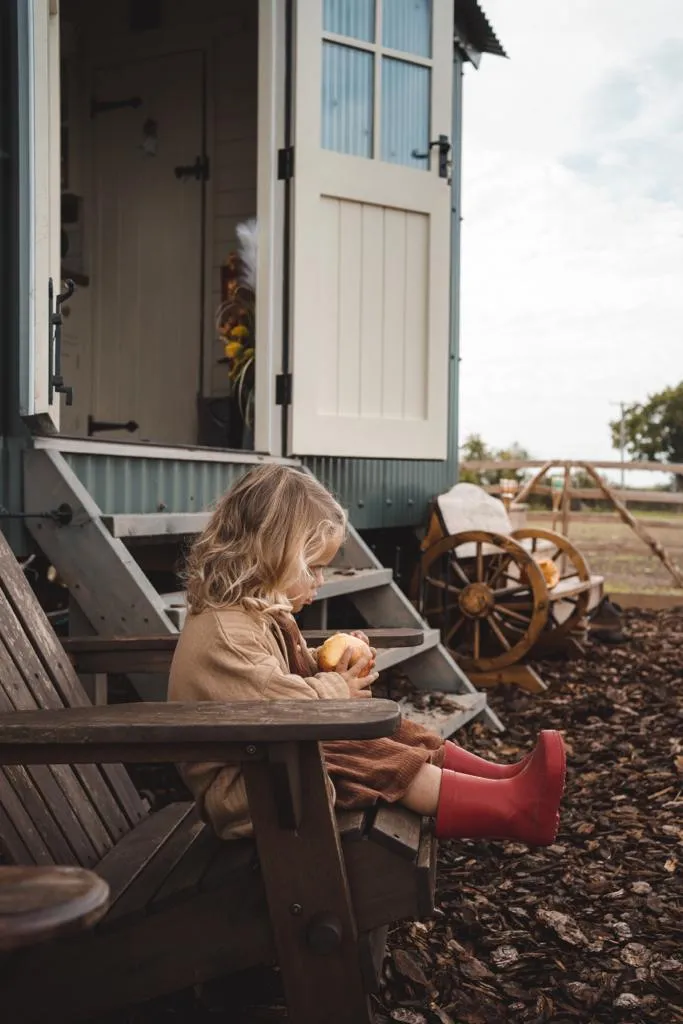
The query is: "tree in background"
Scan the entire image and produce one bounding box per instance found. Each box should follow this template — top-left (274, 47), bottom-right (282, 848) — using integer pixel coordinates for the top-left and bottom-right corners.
top-left (459, 434), bottom-right (531, 486)
top-left (611, 383), bottom-right (683, 465)
top-left (610, 383), bottom-right (683, 489)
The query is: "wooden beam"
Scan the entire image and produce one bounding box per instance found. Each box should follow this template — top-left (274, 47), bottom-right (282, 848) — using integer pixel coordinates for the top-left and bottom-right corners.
top-left (511, 461), bottom-right (555, 507)
top-left (244, 743), bottom-right (372, 1023)
top-left (0, 699), bottom-right (402, 763)
top-left (62, 629), bottom-right (426, 676)
top-left (489, 485), bottom-right (683, 505)
top-left (460, 458), bottom-right (683, 475)
top-left (580, 464), bottom-right (683, 588)
top-left (23, 449), bottom-right (174, 637)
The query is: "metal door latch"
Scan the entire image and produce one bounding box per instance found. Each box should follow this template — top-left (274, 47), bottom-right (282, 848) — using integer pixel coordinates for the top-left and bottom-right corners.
top-left (87, 416), bottom-right (139, 437)
top-left (411, 134), bottom-right (451, 178)
top-left (174, 155), bottom-right (210, 181)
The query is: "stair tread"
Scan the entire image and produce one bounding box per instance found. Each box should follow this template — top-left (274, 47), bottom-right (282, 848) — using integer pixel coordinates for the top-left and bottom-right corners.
top-left (375, 629), bottom-right (440, 671)
top-left (399, 692), bottom-right (486, 738)
top-left (161, 568), bottom-right (393, 617)
top-left (102, 513), bottom-right (212, 538)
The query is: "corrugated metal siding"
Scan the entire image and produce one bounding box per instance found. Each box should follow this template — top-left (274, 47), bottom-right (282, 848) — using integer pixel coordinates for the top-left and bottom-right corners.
top-left (61, 449), bottom-right (456, 527)
top-left (61, 453), bottom-right (253, 515)
top-left (302, 456), bottom-right (456, 529)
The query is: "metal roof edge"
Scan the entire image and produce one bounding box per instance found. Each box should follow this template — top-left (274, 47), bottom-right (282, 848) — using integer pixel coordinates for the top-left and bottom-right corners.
top-left (454, 0), bottom-right (508, 62)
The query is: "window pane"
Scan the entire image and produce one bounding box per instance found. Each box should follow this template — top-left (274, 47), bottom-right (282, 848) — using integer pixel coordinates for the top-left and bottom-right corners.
top-left (322, 43), bottom-right (374, 158)
top-left (382, 0), bottom-right (431, 58)
top-left (381, 57), bottom-right (430, 168)
top-left (324, 0), bottom-right (375, 43)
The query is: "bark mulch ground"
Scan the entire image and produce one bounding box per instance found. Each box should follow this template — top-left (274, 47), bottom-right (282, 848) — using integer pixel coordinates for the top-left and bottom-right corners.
top-left (376, 607), bottom-right (683, 1024)
top-left (112, 608), bottom-right (683, 1024)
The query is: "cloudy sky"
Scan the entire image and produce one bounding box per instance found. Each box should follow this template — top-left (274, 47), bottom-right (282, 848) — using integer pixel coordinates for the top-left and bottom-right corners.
top-left (458, 0), bottom-right (683, 475)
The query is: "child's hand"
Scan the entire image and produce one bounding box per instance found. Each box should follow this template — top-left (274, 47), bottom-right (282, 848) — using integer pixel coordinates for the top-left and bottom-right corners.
top-left (336, 647), bottom-right (379, 698)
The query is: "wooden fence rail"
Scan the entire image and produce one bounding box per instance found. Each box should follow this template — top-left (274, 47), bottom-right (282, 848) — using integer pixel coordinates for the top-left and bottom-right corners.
top-left (459, 459), bottom-right (683, 589)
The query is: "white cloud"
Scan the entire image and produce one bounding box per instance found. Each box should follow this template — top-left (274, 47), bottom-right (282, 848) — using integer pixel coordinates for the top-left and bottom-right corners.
top-left (458, 0), bottom-right (683, 476)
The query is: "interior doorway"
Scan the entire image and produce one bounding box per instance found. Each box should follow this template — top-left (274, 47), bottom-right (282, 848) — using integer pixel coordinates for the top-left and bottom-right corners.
top-left (58, 0), bottom-right (259, 449)
top-left (89, 51), bottom-right (204, 444)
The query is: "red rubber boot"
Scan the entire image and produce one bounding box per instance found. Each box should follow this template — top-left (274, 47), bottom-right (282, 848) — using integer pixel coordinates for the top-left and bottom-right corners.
top-left (442, 741), bottom-right (531, 779)
top-left (435, 731), bottom-right (566, 847)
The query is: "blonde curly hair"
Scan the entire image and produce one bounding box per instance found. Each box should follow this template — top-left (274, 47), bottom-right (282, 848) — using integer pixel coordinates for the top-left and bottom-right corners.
top-left (183, 465), bottom-right (346, 616)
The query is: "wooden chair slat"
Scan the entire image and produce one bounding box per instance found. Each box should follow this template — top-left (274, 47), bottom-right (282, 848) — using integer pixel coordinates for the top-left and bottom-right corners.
top-left (0, 624), bottom-right (113, 861)
top-left (2, 765), bottom-right (83, 866)
top-left (0, 801), bottom-right (34, 865)
top-left (369, 804), bottom-right (422, 861)
top-left (416, 831), bottom-right (437, 919)
top-left (336, 809), bottom-right (368, 842)
top-left (0, 532), bottom-right (146, 830)
top-left (0, 588), bottom-right (135, 842)
top-left (151, 821), bottom-right (221, 910)
top-left (0, 771), bottom-right (53, 866)
top-left (96, 803), bottom-right (195, 910)
top-left (105, 807), bottom-right (204, 927)
top-left (0, 649), bottom-right (101, 865)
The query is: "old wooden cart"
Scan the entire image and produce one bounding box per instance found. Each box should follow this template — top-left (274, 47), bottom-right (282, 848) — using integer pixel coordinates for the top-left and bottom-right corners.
top-left (419, 485), bottom-right (605, 692)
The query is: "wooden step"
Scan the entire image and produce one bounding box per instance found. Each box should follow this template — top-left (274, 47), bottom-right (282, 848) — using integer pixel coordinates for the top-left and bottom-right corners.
top-left (399, 692), bottom-right (487, 739)
top-left (101, 513), bottom-right (212, 539)
top-left (374, 629), bottom-right (440, 672)
top-left (317, 568), bottom-right (393, 601)
top-left (162, 568), bottom-right (393, 629)
top-left (101, 509), bottom-right (354, 541)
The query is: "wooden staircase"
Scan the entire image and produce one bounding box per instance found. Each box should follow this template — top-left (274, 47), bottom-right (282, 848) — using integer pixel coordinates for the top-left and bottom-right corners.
top-left (24, 447), bottom-right (503, 736)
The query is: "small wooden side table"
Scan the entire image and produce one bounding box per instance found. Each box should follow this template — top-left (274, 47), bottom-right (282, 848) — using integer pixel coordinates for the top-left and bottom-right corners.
top-left (0, 865), bottom-right (110, 952)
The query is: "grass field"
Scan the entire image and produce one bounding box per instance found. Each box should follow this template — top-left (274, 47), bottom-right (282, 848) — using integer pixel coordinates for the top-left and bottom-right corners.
top-left (528, 511), bottom-right (683, 596)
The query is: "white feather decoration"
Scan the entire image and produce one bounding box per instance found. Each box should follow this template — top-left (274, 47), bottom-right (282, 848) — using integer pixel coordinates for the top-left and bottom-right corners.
top-left (236, 218), bottom-right (258, 292)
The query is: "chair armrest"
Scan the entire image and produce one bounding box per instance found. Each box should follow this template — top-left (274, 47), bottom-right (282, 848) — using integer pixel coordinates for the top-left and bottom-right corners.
top-left (0, 699), bottom-right (401, 765)
top-left (62, 629), bottom-right (424, 675)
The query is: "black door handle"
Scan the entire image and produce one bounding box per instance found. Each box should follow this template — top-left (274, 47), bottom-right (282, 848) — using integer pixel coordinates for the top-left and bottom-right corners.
top-left (174, 155), bottom-right (210, 181)
top-left (411, 134), bottom-right (451, 178)
top-left (87, 416), bottom-right (139, 437)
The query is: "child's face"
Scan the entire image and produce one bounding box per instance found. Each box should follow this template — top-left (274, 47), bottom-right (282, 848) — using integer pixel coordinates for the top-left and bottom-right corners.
top-left (286, 534), bottom-right (341, 613)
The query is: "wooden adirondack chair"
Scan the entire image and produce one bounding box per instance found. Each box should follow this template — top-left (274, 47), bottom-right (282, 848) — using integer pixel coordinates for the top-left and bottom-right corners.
top-left (0, 530), bottom-right (436, 1024)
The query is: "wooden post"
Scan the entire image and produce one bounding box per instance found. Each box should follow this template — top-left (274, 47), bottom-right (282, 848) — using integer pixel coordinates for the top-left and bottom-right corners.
top-left (511, 460), bottom-right (554, 508)
top-left (581, 463), bottom-right (683, 588)
top-left (559, 465), bottom-right (572, 575)
top-left (244, 742), bottom-right (373, 1024)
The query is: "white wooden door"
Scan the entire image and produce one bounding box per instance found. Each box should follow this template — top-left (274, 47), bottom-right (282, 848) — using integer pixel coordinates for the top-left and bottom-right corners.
top-left (289, 0), bottom-right (454, 459)
top-left (20, 0), bottom-right (61, 432)
top-left (88, 52), bottom-right (204, 445)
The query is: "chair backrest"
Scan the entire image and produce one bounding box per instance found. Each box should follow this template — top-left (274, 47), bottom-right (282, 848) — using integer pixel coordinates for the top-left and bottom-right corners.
top-left (0, 529), bottom-right (147, 867)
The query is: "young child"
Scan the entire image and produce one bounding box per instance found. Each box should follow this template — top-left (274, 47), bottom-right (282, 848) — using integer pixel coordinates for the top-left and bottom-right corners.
top-left (169, 465), bottom-right (565, 845)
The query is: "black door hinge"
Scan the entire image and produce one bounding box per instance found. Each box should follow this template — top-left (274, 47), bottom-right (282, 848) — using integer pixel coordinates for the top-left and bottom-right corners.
top-left (275, 373), bottom-right (292, 406)
top-left (278, 147), bottom-right (294, 181)
top-left (48, 277), bottom-right (74, 406)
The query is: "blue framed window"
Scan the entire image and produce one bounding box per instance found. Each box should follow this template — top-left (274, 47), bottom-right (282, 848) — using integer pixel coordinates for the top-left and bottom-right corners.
top-left (321, 0), bottom-right (432, 168)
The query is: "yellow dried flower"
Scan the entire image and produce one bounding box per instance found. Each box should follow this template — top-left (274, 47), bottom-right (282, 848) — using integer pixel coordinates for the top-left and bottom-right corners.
top-left (225, 340), bottom-right (243, 360)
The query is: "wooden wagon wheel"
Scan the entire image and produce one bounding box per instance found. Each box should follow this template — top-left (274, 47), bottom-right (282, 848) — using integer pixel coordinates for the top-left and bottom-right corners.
top-left (510, 527), bottom-right (592, 643)
top-left (420, 531), bottom-right (549, 673)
